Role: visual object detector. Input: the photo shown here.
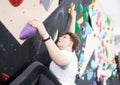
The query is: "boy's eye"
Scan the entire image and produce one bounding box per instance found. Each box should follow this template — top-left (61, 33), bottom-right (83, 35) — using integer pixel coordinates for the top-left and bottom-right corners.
top-left (63, 36), bottom-right (66, 38)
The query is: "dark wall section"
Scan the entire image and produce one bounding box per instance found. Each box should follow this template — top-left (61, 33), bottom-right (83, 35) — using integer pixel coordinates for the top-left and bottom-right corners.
top-left (0, 21), bottom-right (35, 84)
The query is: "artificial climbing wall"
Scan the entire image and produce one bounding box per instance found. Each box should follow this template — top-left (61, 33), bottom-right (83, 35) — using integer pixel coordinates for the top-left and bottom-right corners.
top-left (0, 0), bottom-right (59, 44)
top-left (76, 1), bottom-right (119, 85)
top-left (0, 0), bottom-right (59, 84)
top-left (79, 0), bottom-right (115, 76)
top-left (0, 0), bottom-right (119, 85)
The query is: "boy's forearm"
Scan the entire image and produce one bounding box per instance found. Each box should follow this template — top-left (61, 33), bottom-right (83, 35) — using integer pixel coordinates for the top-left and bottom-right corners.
top-left (69, 17), bottom-right (76, 33)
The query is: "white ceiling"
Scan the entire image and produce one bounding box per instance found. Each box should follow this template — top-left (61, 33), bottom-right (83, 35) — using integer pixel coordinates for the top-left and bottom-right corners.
top-left (98, 0), bottom-right (120, 35)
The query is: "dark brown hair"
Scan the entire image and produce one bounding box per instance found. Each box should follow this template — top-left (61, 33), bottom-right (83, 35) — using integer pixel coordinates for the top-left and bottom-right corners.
top-left (62, 32), bottom-right (80, 51)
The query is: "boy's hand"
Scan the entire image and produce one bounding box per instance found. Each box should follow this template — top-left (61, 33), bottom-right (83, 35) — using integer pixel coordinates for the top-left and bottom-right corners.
top-left (29, 20), bottom-right (49, 39)
top-left (70, 5), bottom-right (76, 19)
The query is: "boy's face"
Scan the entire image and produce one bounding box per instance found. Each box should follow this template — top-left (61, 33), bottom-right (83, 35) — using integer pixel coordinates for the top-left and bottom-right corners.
top-left (57, 34), bottom-right (73, 49)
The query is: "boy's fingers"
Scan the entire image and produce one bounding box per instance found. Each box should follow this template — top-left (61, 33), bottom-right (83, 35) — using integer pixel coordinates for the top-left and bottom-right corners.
top-left (71, 5), bottom-right (75, 10)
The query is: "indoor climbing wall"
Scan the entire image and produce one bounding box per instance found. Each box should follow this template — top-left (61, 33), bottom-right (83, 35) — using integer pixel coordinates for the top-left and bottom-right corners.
top-left (0, 0), bottom-right (58, 44)
top-left (0, 0), bottom-right (118, 85)
top-left (76, 1), bottom-right (120, 85)
top-left (0, 0), bottom-right (93, 84)
top-left (78, 0), bottom-right (115, 76)
top-left (0, 0), bottom-right (59, 84)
